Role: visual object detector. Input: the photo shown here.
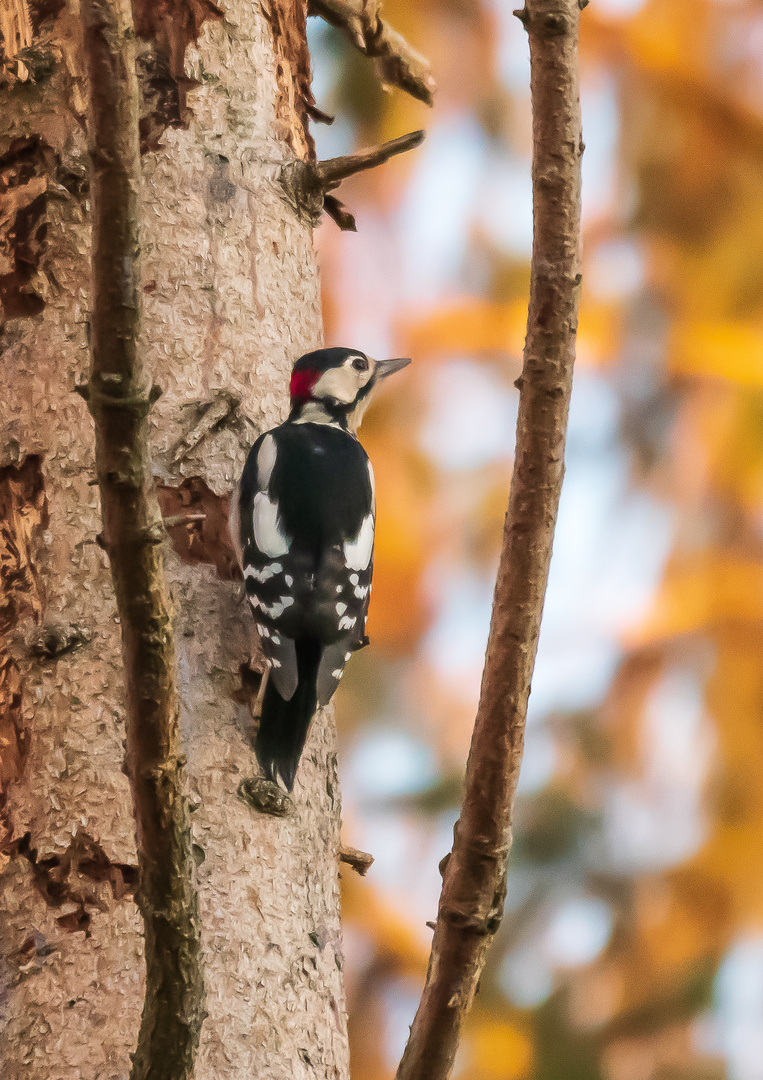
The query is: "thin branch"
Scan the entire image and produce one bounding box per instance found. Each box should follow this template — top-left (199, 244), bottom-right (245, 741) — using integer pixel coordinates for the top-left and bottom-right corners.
top-left (166, 389), bottom-right (240, 467)
top-left (317, 129), bottom-right (425, 187)
top-left (309, 0), bottom-right (436, 105)
top-left (281, 129), bottom-right (424, 231)
top-left (80, 1), bottom-right (205, 1078)
top-left (395, 3), bottom-right (584, 1079)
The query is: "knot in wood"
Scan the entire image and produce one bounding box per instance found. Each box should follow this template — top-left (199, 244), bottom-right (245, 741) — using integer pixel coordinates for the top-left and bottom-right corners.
top-left (542, 12), bottom-right (569, 35)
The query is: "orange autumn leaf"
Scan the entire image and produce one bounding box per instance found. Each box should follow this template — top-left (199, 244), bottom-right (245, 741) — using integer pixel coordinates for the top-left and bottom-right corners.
top-left (628, 554), bottom-right (763, 647)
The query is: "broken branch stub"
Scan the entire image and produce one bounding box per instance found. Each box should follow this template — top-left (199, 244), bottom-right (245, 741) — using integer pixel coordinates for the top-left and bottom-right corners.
top-left (281, 129), bottom-right (425, 231)
top-left (308, 0), bottom-right (436, 105)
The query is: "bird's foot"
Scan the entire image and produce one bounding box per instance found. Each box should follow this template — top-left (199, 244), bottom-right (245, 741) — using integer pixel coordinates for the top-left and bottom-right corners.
top-left (238, 777), bottom-right (292, 817)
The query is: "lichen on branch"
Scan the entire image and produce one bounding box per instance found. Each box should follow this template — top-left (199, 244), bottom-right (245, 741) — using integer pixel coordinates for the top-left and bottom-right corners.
top-left (80, 0), bottom-right (205, 1076)
top-left (395, 3), bottom-right (585, 1079)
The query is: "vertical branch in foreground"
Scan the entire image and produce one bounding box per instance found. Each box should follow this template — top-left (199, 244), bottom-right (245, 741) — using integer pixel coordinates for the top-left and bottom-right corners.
top-left (396, 2), bottom-right (584, 1079)
top-left (80, 1), bottom-right (205, 1078)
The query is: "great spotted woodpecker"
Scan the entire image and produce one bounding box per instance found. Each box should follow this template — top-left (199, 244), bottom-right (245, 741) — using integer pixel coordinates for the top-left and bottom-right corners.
top-left (231, 347), bottom-right (411, 791)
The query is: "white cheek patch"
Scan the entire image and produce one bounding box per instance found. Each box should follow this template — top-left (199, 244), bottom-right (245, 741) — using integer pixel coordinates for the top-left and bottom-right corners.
top-left (257, 434), bottom-right (277, 491)
top-left (312, 366), bottom-right (358, 404)
top-left (253, 492), bottom-right (290, 557)
top-left (344, 513), bottom-right (374, 571)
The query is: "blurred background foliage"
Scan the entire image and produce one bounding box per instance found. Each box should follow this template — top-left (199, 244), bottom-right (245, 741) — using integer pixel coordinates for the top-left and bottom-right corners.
top-left (308, 1), bottom-right (763, 1079)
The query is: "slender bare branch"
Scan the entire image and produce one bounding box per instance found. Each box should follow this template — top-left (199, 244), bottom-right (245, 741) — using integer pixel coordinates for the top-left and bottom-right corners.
top-left (309, 0), bottom-right (436, 105)
top-left (317, 129), bottom-right (425, 187)
top-left (395, 3), bottom-right (584, 1079)
top-left (281, 129), bottom-right (425, 231)
top-left (80, 0), bottom-right (205, 1077)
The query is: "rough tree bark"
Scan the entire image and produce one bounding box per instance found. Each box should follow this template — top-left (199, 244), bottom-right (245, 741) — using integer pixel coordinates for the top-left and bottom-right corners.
top-left (396, 2), bottom-right (584, 1079)
top-left (0, 0), bottom-right (427, 1073)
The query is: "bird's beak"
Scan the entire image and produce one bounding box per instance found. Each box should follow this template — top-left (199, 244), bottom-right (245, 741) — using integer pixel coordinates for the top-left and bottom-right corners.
top-left (375, 357), bottom-right (412, 379)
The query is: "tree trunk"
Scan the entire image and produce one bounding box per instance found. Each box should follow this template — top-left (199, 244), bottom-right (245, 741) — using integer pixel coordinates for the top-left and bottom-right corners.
top-left (0, 2), bottom-right (349, 1077)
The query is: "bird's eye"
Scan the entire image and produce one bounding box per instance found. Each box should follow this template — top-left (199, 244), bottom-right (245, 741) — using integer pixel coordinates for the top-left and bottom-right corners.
top-left (351, 356), bottom-right (368, 372)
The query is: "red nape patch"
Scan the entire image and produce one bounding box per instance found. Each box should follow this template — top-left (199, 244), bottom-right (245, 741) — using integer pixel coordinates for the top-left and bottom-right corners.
top-left (290, 367), bottom-right (320, 404)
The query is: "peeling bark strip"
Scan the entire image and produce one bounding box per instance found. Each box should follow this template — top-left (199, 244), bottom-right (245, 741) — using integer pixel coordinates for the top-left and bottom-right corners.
top-left (395, 4), bottom-right (584, 1080)
top-left (262, 0), bottom-right (318, 160)
top-left (80, 0), bottom-right (204, 1076)
top-left (0, 138), bottom-right (54, 324)
top-left (11, 829), bottom-right (138, 935)
top-left (132, 0), bottom-right (223, 150)
top-left (0, 456), bottom-right (47, 848)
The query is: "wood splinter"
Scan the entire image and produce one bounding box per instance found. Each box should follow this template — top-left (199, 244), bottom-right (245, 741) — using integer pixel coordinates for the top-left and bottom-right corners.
top-left (339, 846), bottom-right (374, 876)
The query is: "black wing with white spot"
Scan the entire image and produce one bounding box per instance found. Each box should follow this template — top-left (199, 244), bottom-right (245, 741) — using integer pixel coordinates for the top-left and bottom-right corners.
top-left (235, 420), bottom-right (375, 706)
top-left (236, 430), bottom-right (301, 700)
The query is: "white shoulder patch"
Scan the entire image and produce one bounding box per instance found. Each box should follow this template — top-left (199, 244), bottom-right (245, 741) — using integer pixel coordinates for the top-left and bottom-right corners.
top-left (344, 512), bottom-right (374, 571)
top-left (257, 434), bottom-right (278, 491)
top-left (367, 459), bottom-right (375, 510)
top-left (253, 491), bottom-right (290, 557)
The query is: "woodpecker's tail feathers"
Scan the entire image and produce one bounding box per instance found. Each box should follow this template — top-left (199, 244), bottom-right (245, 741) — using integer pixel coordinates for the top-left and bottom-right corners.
top-left (255, 638), bottom-right (321, 792)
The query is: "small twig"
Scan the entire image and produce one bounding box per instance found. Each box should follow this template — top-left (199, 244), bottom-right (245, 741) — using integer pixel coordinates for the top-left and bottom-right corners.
top-left (309, 0), bottom-right (435, 105)
top-left (395, 3), bottom-right (584, 1080)
top-left (281, 130), bottom-right (425, 231)
top-left (339, 845), bottom-right (374, 876)
top-left (323, 194), bottom-right (356, 231)
top-left (167, 389), bottom-right (240, 466)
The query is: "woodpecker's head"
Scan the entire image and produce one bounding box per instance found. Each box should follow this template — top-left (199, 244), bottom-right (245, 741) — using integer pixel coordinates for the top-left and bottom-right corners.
top-left (289, 347), bottom-right (411, 432)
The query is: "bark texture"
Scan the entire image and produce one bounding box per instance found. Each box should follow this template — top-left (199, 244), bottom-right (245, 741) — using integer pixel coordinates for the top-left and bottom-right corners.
top-left (395, 3), bottom-right (584, 1079)
top-left (0, 1), bottom-right (349, 1078)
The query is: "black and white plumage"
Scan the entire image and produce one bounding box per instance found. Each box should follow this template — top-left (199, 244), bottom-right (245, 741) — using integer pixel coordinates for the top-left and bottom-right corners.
top-left (231, 347), bottom-right (411, 790)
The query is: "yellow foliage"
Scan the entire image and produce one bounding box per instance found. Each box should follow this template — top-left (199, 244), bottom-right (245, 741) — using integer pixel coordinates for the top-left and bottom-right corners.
top-left (403, 299), bottom-right (527, 362)
top-left (671, 322), bottom-right (763, 390)
top-left (340, 873), bottom-right (429, 976)
top-left (629, 554), bottom-right (763, 646)
top-left (456, 1012), bottom-right (534, 1080)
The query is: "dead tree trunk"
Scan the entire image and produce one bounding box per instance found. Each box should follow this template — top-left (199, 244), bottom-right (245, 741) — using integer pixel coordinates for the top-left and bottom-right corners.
top-left (0, 1), bottom-right (352, 1076)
